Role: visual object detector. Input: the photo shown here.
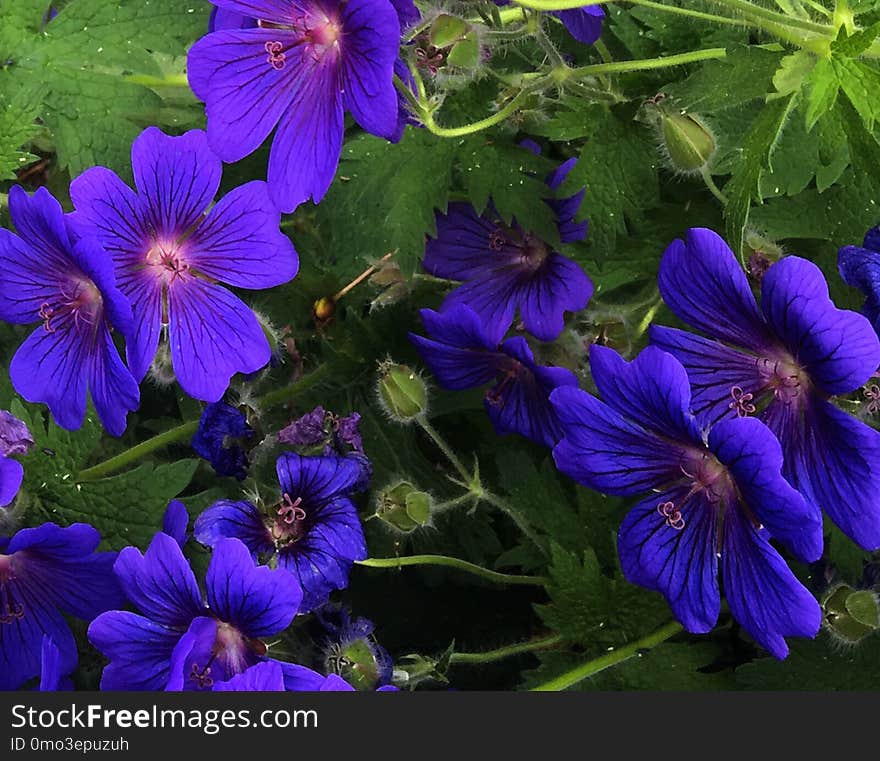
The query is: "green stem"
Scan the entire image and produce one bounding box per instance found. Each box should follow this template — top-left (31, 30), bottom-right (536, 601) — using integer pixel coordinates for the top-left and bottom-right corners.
top-left (123, 72), bottom-right (190, 88)
top-left (710, 0), bottom-right (830, 33)
top-left (422, 89), bottom-right (532, 138)
top-left (700, 165), bottom-right (729, 205)
top-left (481, 490), bottom-right (547, 553)
top-left (562, 47), bottom-right (729, 79)
top-left (77, 364), bottom-right (333, 482)
top-left (530, 621), bottom-right (684, 691)
top-left (450, 634), bottom-right (564, 665)
top-left (620, 0), bottom-right (747, 26)
top-left (356, 556), bottom-right (548, 586)
top-left (415, 416), bottom-right (474, 485)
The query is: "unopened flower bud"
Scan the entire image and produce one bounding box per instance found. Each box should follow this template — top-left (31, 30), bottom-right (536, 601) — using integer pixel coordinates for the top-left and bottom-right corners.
top-left (377, 362), bottom-right (428, 422)
top-left (446, 33), bottom-right (481, 70)
top-left (313, 296), bottom-right (336, 324)
top-left (375, 481), bottom-right (432, 532)
top-left (823, 584), bottom-right (880, 644)
top-left (658, 110), bottom-right (716, 174)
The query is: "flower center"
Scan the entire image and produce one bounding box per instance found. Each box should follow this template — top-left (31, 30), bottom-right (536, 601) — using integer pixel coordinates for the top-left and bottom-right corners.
top-left (758, 354), bottom-right (810, 405)
top-left (308, 19), bottom-right (340, 47)
top-left (485, 361), bottom-right (525, 408)
top-left (37, 277), bottom-right (102, 334)
top-left (188, 621), bottom-right (268, 689)
top-left (657, 451), bottom-right (735, 532)
top-left (269, 493), bottom-right (308, 544)
top-left (519, 233), bottom-right (551, 270)
top-left (146, 240), bottom-right (190, 285)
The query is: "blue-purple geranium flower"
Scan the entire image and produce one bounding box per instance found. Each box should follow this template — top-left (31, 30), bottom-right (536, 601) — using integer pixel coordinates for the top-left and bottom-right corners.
top-left (69, 127), bottom-right (299, 403)
top-left (410, 304), bottom-right (578, 448)
top-left (88, 533), bottom-right (330, 691)
top-left (650, 228), bottom-right (880, 550)
top-left (0, 186), bottom-right (139, 436)
top-left (552, 346), bottom-right (822, 659)
top-left (188, 0), bottom-right (401, 212)
top-left (0, 522), bottom-right (124, 690)
top-left (194, 452), bottom-right (368, 612)
top-left (838, 225), bottom-right (880, 338)
top-left (0, 410), bottom-right (31, 507)
top-left (422, 159), bottom-right (593, 342)
top-left (192, 402), bottom-right (254, 480)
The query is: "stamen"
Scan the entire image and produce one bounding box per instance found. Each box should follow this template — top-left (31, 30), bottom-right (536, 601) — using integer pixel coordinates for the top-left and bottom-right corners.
top-left (277, 493), bottom-right (306, 524)
top-left (265, 40), bottom-right (286, 70)
top-left (39, 302), bottom-right (55, 333)
top-left (488, 228), bottom-right (507, 252)
top-left (728, 385), bottom-right (756, 417)
top-left (865, 384), bottom-right (880, 415)
top-left (657, 500), bottom-right (685, 531)
top-left (414, 45), bottom-right (445, 75)
top-left (189, 662), bottom-right (214, 689)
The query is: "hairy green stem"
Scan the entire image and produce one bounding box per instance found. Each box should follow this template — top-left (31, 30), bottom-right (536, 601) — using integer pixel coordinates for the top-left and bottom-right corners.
top-left (530, 621), bottom-right (684, 691)
top-left (77, 364), bottom-right (333, 482)
top-left (562, 47), bottom-right (729, 79)
top-left (356, 556), bottom-right (548, 586)
top-left (123, 72), bottom-right (190, 88)
top-left (422, 88), bottom-right (533, 138)
top-left (710, 0), bottom-right (830, 33)
top-left (449, 634), bottom-right (564, 664)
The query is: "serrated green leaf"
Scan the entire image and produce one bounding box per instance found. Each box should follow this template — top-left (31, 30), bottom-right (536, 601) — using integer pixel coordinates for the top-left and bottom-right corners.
top-left (0, 73), bottom-right (46, 179)
top-left (804, 58), bottom-right (839, 130)
top-left (832, 58), bottom-right (880, 130)
top-left (724, 93), bottom-right (798, 257)
top-left (536, 544), bottom-right (669, 649)
top-left (557, 110), bottom-right (659, 254)
top-left (831, 20), bottom-right (880, 57)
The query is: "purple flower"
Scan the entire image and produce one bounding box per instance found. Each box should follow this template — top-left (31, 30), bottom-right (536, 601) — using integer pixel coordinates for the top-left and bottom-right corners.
top-left (213, 660), bottom-right (365, 691)
top-left (39, 636), bottom-right (72, 691)
top-left (88, 533), bottom-right (326, 691)
top-left (422, 187), bottom-right (593, 341)
top-left (0, 186), bottom-right (139, 436)
top-left (409, 304), bottom-right (578, 448)
top-left (69, 127), bottom-right (299, 402)
top-left (552, 346), bottom-right (822, 659)
top-left (191, 402), bottom-right (254, 480)
top-left (278, 405), bottom-right (365, 453)
top-left (838, 226), bottom-right (880, 337)
top-left (650, 228), bottom-right (880, 550)
top-left (187, 0), bottom-right (401, 212)
top-left (0, 410), bottom-right (30, 508)
top-left (0, 522), bottom-right (124, 690)
top-left (194, 452), bottom-right (368, 612)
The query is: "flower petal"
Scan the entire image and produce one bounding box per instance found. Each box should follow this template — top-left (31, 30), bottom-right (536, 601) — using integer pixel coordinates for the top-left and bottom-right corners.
top-left (206, 538), bottom-right (301, 637)
top-left (761, 255), bottom-right (880, 394)
top-left (89, 611), bottom-right (182, 691)
top-left (194, 500), bottom-right (274, 555)
top-left (130, 128), bottom-right (220, 238)
top-left (188, 29), bottom-right (297, 164)
top-left (618, 488), bottom-right (721, 633)
top-left (721, 508), bottom-right (821, 659)
top-left (276, 452), bottom-right (367, 506)
top-left (658, 227), bottom-right (771, 351)
top-left (86, 325), bottom-right (140, 437)
top-left (167, 277), bottom-right (271, 402)
top-left (163, 500), bottom-right (190, 548)
top-left (0, 457), bottom-right (24, 508)
top-left (767, 397), bottom-right (880, 551)
top-left (112, 532), bottom-right (204, 627)
top-left (209, 0), bottom-right (293, 24)
top-left (278, 661), bottom-right (328, 691)
top-left (649, 325), bottom-right (764, 428)
top-left (340, 0), bottom-right (400, 140)
top-left (514, 253), bottom-right (594, 342)
top-left (213, 660), bottom-right (286, 691)
top-left (838, 244), bottom-right (880, 335)
top-left (186, 180), bottom-right (299, 289)
top-left (550, 385), bottom-right (689, 496)
top-left (589, 345), bottom-right (703, 444)
top-left (553, 6), bottom-right (604, 45)
top-left (266, 47), bottom-right (344, 211)
top-left (708, 416), bottom-right (822, 562)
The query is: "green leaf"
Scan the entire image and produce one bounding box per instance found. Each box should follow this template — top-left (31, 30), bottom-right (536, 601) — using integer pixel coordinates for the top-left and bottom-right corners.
top-left (12, 399), bottom-right (197, 550)
top-left (558, 110), bottom-right (659, 254)
top-left (831, 20), bottom-right (880, 58)
top-left (457, 135), bottom-right (560, 246)
top-left (0, 73), bottom-right (46, 180)
top-left (804, 58), bottom-right (840, 131)
top-left (736, 633), bottom-right (880, 689)
top-left (832, 58), bottom-right (880, 131)
top-left (536, 544), bottom-right (669, 649)
top-left (316, 128), bottom-right (456, 275)
top-left (724, 93), bottom-right (798, 258)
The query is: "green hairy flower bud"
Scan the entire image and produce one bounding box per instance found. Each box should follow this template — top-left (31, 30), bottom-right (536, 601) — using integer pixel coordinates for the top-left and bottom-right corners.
top-left (660, 111), bottom-right (716, 174)
top-left (823, 585), bottom-right (880, 644)
top-left (377, 362), bottom-right (428, 421)
top-left (375, 481), bottom-right (432, 533)
top-left (429, 14), bottom-right (470, 48)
